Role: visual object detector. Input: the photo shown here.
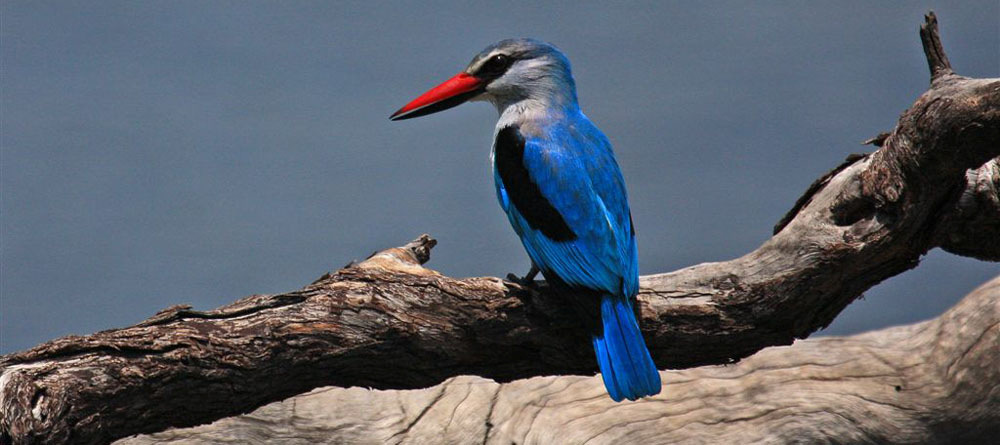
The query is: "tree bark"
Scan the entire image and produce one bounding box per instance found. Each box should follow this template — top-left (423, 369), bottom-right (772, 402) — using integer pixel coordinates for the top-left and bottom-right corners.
top-left (1, 12), bottom-right (998, 445)
top-left (114, 276), bottom-right (1000, 445)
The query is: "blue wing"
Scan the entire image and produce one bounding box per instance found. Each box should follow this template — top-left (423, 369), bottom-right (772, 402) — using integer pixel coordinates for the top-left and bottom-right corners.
top-left (493, 117), bottom-right (658, 402)
top-left (493, 120), bottom-right (638, 298)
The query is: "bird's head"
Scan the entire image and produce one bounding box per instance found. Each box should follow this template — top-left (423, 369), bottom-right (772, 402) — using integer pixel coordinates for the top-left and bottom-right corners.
top-left (390, 39), bottom-right (577, 121)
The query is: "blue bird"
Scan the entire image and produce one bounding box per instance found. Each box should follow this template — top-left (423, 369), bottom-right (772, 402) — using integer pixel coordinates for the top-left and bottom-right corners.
top-left (391, 39), bottom-right (661, 402)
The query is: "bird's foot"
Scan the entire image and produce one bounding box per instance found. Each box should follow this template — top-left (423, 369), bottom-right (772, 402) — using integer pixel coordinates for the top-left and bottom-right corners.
top-left (506, 273), bottom-right (534, 287)
top-left (506, 265), bottom-right (540, 288)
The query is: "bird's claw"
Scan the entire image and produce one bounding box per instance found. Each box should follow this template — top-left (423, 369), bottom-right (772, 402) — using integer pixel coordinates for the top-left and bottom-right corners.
top-left (506, 264), bottom-right (541, 288)
top-left (506, 272), bottom-right (537, 288)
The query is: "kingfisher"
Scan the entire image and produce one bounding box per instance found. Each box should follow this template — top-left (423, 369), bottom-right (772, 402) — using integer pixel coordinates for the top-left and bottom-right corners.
top-left (390, 39), bottom-right (660, 402)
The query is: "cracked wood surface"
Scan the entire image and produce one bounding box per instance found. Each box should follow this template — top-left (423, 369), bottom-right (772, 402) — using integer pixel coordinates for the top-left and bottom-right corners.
top-left (1, 12), bottom-right (998, 445)
top-left (117, 276), bottom-right (1000, 444)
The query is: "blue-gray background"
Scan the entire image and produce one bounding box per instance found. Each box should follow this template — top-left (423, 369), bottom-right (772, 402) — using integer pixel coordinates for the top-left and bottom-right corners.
top-left (2, 2), bottom-right (998, 354)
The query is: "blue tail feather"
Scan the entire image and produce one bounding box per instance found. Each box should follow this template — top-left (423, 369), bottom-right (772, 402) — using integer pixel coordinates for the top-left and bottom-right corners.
top-left (592, 295), bottom-right (661, 402)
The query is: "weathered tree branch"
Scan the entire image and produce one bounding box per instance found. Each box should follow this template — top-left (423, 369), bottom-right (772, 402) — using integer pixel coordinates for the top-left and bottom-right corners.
top-left (2, 12), bottom-right (998, 445)
top-left (934, 158), bottom-right (1000, 261)
top-left (116, 275), bottom-right (1000, 444)
top-left (920, 12), bottom-right (954, 81)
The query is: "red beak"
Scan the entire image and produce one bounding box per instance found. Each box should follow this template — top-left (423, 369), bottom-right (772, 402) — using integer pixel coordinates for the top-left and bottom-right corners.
top-left (390, 72), bottom-right (485, 120)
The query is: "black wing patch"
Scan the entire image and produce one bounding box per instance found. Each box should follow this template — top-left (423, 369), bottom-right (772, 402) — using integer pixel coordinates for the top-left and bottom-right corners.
top-left (495, 126), bottom-right (577, 241)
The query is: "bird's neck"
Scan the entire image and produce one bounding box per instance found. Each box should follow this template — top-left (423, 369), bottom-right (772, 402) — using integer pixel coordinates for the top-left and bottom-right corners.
top-left (494, 95), bottom-right (580, 137)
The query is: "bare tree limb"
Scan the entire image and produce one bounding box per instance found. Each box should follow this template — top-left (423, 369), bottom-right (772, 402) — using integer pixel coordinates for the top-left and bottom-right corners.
top-left (1, 12), bottom-right (998, 445)
top-left (934, 158), bottom-right (1000, 261)
top-left (920, 12), bottom-right (954, 81)
top-left (115, 276), bottom-right (1000, 445)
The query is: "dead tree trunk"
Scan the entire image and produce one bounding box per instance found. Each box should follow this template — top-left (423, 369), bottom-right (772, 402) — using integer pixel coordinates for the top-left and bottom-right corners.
top-left (1, 12), bottom-right (998, 445)
top-left (116, 276), bottom-right (1000, 445)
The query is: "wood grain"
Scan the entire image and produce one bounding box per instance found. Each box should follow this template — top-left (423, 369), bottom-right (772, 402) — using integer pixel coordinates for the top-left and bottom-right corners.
top-left (117, 276), bottom-right (1000, 444)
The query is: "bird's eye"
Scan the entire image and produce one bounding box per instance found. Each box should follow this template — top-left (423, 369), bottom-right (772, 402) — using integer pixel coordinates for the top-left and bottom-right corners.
top-left (480, 54), bottom-right (512, 76)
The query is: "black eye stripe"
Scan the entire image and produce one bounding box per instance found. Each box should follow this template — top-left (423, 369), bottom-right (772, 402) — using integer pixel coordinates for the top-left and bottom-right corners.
top-left (477, 54), bottom-right (514, 78)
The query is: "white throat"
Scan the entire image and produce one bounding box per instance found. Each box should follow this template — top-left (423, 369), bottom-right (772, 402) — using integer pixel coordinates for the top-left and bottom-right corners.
top-left (494, 99), bottom-right (552, 133)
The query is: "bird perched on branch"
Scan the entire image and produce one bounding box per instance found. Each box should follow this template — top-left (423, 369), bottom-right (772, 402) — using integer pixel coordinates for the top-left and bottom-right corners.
top-left (391, 39), bottom-right (661, 402)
